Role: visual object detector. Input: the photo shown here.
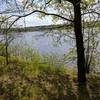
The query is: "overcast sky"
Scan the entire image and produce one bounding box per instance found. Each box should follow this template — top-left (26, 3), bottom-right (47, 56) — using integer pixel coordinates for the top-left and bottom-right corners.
top-left (0, 0), bottom-right (57, 27)
top-left (1, 0), bottom-right (99, 27)
top-left (0, 0), bottom-right (66, 27)
top-left (18, 14), bottom-right (54, 27)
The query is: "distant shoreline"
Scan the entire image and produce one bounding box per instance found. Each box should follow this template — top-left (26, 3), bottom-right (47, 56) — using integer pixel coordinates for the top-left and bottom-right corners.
top-left (0, 21), bottom-right (100, 33)
top-left (0, 24), bottom-right (73, 33)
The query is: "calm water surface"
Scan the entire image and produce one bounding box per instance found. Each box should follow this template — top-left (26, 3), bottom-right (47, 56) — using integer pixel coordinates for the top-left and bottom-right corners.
top-left (11, 31), bottom-right (75, 56)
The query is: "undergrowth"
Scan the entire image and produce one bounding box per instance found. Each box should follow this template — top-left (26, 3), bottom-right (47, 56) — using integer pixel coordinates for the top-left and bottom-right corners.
top-left (0, 56), bottom-right (100, 100)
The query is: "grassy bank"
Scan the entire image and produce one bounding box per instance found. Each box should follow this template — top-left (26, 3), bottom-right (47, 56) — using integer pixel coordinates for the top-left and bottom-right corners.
top-left (0, 40), bottom-right (100, 100)
top-left (0, 55), bottom-right (100, 100)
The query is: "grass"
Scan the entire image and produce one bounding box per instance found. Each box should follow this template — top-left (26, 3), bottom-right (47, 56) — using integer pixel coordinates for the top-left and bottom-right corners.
top-left (0, 55), bottom-right (100, 100)
top-left (0, 42), bottom-right (100, 100)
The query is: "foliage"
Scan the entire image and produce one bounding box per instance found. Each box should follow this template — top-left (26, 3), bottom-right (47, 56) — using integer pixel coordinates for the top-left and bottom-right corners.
top-left (0, 0), bottom-right (100, 99)
top-left (0, 54), bottom-right (75, 100)
top-left (0, 53), bottom-right (100, 100)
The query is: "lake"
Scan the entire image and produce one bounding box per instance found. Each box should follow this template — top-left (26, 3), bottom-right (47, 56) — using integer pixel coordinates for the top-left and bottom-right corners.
top-left (0, 29), bottom-right (100, 69)
top-left (10, 31), bottom-right (75, 56)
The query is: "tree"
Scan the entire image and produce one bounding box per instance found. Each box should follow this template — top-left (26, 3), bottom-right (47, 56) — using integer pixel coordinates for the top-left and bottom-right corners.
top-left (16, 0), bottom-right (86, 82)
top-left (73, 0), bottom-right (86, 82)
top-left (0, 0), bottom-right (100, 83)
top-left (0, 15), bottom-right (19, 65)
top-left (55, 0), bottom-right (86, 82)
top-left (0, 0), bottom-right (86, 82)
top-left (49, 0), bottom-right (100, 82)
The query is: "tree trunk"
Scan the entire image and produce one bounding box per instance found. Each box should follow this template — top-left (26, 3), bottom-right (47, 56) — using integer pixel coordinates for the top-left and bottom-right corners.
top-left (74, 2), bottom-right (86, 83)
top-left (5, 31), bottom-right (9, 65)
top-left (5, 40), bottom-right (9, 65)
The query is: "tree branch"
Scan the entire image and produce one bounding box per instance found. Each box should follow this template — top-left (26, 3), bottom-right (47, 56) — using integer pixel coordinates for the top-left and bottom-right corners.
top-left (81, 11), bottom-right (100, 16)
top-left (13, 10), bottom-right (74, 22)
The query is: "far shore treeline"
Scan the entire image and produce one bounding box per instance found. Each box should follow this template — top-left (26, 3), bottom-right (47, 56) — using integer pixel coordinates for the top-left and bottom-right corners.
top-left (1, 21), bottom-right (100, 33)
top-left (0, 24), bottom-right (73, 33)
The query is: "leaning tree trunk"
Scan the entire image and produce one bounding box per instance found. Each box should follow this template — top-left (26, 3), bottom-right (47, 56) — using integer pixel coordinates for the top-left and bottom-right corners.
top-left (73, 2), bottom-right (86, 83)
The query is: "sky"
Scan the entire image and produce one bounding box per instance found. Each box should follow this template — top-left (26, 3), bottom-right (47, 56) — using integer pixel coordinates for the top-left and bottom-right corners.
top-left (15, 0), bottom-right (63, 27)
top-left (0, 0), bottom-right (99, 27)
top-left (18, 14), bottom-right (54, 27)
top-left (0, 0), bottom-right (57, 27)
top-left (16, 12), bottom-right (64, 27)
top-left (16, 0), bottom-right (100, 27)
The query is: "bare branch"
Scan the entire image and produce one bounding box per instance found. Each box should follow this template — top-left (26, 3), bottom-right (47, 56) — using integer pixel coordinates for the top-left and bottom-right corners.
top-left (13, 10), bottom-right (74, 22)
top-left (46, 0), bottom-right (53, 5)
top-left (82, 11), bottom-right (100, 16)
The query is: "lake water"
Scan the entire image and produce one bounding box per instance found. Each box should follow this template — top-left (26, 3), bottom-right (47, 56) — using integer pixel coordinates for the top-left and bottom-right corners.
top-left (0, 28), bottom-right (100, 57)
top-left (10, 31), bottom-right (75, 56)
top-left (0, 29), bottom-right (100, 69)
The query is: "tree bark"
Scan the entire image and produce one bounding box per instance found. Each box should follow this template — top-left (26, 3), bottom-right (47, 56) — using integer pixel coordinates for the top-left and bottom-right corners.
top-left (5, 33), bottom-right (9, 65)
top-left (73, 2), bottom-right (86, 83)
top-left (5, 44), bottom-right (9, 65)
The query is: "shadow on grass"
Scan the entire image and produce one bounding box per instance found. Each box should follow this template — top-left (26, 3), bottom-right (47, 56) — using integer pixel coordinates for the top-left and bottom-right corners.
top-left (77, 75), bottom-right (100, 100)
top-left (77, 83), bottom-right (90, 100)
top-left (0, 61), bottom-right (100, 100)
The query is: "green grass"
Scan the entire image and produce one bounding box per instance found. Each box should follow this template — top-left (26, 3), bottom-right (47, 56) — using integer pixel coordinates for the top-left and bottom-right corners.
top-left (0, 55), bottom-right (100, 100)
top-left (0, 41), bottom-right (100, 100)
